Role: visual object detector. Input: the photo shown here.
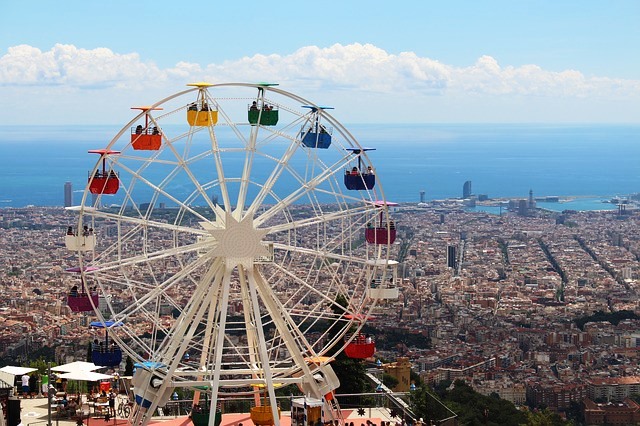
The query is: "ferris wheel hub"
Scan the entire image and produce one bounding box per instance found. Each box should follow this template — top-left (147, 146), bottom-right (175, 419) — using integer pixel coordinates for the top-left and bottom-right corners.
top-left (207, 212), bottom-right (270, 267)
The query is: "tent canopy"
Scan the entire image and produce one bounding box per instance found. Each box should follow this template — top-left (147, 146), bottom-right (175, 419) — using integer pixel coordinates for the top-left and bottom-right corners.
top-left (0, 366), bottom-right (37, 387)
top-left (0, 366), bottom-right (37, 376)
top-left (51, 361), bottom-right (104, 373)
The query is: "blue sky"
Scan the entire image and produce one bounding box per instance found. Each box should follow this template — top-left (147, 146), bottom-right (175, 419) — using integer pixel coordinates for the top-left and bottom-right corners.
top-left (1, 0), bottom-right (638, 124)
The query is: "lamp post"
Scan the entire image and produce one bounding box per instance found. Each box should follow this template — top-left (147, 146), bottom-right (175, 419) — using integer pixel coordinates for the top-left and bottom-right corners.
top-left (47, 363), bottom-right (53, 426)
top-left (172, 391), bottom-right (179, 416)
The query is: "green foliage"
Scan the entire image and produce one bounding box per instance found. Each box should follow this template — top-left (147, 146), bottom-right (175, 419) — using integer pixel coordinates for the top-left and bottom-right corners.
top-left (526, 409), bottom-right (571, 425)
top-left (332, 351), bottom-right (371, 408)
top-left (382, 373), bottom-right (399, 390)
top-left (369, 326), bottom-right (430, 350)
top-left (409, 369), bottom-right (421, 385)
top-left (331, 294), bottom-right (348, 316)
top-left (411, 381), bottom-right (540, 426)
top-left (564, 401), bottom-right (585, 424)
top-left (27, 358), bottom-right (51, 375)
top-left (333, 351), bottom-right (370, 394)
top-left (410, 383), bottom-right (455, 425)
top-left (574, 309), bottom-right (639, 330)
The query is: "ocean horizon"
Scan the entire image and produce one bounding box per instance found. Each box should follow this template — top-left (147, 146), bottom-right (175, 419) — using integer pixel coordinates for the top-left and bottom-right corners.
top-left (0, 123), bottom-right (638, 210)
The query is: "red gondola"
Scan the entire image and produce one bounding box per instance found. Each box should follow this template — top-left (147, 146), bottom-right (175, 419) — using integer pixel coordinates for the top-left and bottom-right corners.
top-left (345, 334), bottom-right (375, 359)
top-left (88, 149), bottom-right (120, 195)
top-left (68, 293), bottom-right (99, 312)
top-left (365, 201), bottom-right (398, 245)
top-left (65, 266), bottom-right (99, 313)
top-left (344, 148), bottom-right (376, 190)
top-left (130, 106), bottom-right (163, 150)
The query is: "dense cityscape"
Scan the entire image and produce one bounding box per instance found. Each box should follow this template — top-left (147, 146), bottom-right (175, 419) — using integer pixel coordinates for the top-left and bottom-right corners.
top-left (1, 187), bottom-right (639, 424)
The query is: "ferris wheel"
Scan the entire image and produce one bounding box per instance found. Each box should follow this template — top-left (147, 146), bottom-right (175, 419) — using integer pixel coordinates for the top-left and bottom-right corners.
top-left (67, 83), bottom-right (399, 426)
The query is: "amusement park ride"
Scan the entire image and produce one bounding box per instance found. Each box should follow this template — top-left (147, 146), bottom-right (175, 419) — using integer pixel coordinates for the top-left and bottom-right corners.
top-left (63, 83), bottom-right (399, 426)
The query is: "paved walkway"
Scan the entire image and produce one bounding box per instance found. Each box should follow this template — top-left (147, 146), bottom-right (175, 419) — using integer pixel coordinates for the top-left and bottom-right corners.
top-left (16, 396), bottom-right (393, 426)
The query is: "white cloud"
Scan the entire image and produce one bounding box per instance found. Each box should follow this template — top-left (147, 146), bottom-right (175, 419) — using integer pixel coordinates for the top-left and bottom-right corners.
top-left (193, 44), bottom-right (450, 94)
top-left (448, 55), bottom-right (640, 98)
top-left (0, 44), bottom-right (163, 89)
top-left (3, 42), bottom-right (638, 99)
top-left (1, 43), bottom-right (639, 123)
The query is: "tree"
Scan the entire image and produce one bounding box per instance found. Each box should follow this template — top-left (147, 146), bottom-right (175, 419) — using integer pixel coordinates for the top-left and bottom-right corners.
top-left (332, 351), bottom-right (370, 394)
top-left (27, 358), bottom-right (51, 375)
top-left (526, 409), bottom-right (571, 425)
top-left (410, 383), bottom-right (454, 425)
top-left (411, 381), bottom-right (536, 426)
top-left (382, 373), bottom-right (399, 390)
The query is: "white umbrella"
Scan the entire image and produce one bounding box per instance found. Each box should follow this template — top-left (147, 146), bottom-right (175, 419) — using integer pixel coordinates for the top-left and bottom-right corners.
top-left (53, 363), bottom-right (109, 397)
top-left (51, 361), bottom-right (104, 373)
top-left (59, 371), bottom-right (112, 381)
top-left (58, 371), bottom-right (113, 399)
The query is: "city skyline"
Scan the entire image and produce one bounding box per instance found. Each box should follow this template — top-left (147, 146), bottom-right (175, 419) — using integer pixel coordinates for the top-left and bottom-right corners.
top-left (2, 203), bottom-right (639, 424)
top-left (1, 1), bottom-right (639, 125)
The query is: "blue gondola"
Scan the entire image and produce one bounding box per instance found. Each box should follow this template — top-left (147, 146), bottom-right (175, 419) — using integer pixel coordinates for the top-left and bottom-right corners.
top-left (300, 106), bottom-right (334, 149)
top-left (90, 320), bottom-right (124, 367)
top-left (344, 147), bottom-right (376, 190)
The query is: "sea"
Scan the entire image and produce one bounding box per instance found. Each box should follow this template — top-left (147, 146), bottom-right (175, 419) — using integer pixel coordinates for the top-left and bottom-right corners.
top-left (0, 124), bottom-right (638, 211)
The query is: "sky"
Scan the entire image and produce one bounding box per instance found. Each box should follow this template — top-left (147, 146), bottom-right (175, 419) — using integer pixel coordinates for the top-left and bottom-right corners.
top-left (0, 0), bottom-right (639, 125)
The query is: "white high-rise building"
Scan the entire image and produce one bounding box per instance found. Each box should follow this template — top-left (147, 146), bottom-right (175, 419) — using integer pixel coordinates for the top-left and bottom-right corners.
top-left (64, 181), bottom-right (73, 207)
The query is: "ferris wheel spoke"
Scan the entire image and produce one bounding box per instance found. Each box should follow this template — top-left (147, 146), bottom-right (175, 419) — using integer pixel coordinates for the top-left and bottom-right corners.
top-left (244, 122), bottom-right (307, 219)
top-left (90, 240), bottom-right (204, 272)
top-left (114, 161), bottom-right (213, 224)
top-left (155, 258), bottom-right (225, 368)
top-left (205, 265), bottom-right (233, 419)
top-left (233, 103), bottom-right (260, 215)
top-left (272, 242), bottom-right (372, 271)
top-left (159, 132), bottom-right (218, 213)
top-left (267, 203), bottom-right (375, 235)
top-left (236, 265), bottom-right (262, 380)
top-left (93, 271), bottom-right (157, 294)
top-left (248, 267), bottom-right (318, 373)
top-left (254, 153), bottom-right (354, 227)
top-left (108, 252), bottom-right (214, 321)
top-left (86, 209), bottom-right (206, 237)
top-left (207, 125), bottom-right (234, 213)
top-left (268, 262), bottom-right (359, 321)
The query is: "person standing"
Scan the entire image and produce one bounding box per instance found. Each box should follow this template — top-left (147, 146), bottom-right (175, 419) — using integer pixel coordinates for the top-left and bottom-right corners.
top-left (41, 374), bottom-right (49, 396)
top-left (21, 373), bottom-right (30, 398)
top-left (108, 389), bottom-right (116, 417)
